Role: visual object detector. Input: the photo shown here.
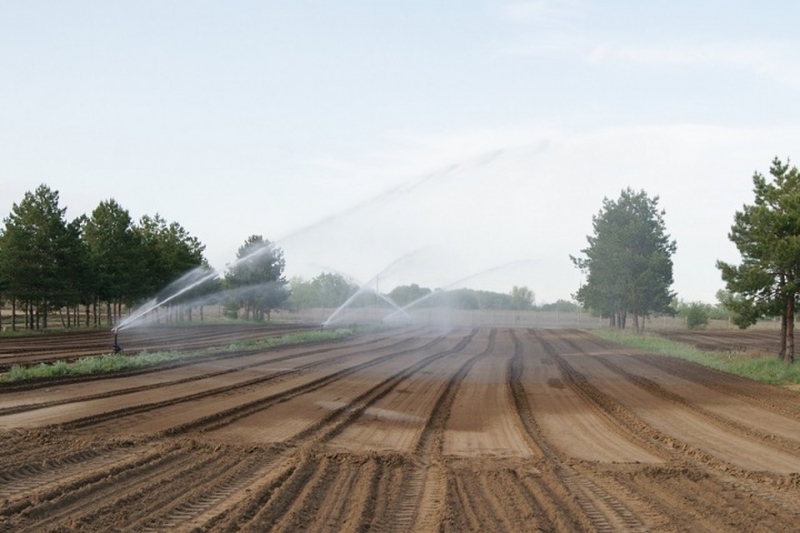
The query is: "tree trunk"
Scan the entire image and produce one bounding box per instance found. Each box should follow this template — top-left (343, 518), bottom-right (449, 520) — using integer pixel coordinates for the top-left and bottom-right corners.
top-left (780, 306), bottom-right (788, 360)
top-left (11, 298), bottom-right (16, 331)
top-left (786, 294), bottom-right (795, 364)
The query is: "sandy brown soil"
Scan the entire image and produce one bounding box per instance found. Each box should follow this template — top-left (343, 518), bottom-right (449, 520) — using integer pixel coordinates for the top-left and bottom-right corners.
top-left (0, 326), bottom-right (799, 532)
top-left (658, 328), bottom-right (782, 355)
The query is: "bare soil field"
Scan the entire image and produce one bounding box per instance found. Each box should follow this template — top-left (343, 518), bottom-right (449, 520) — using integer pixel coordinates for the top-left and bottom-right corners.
top-left (658, 329), bottom-right (782, 355)
top-left (0, 323), bottom-right (313, 370)
top-left (0, 325), bottom-right (799, 532)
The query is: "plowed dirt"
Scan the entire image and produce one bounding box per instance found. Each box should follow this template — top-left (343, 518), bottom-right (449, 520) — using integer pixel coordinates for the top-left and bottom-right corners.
top-left (658, 328), bottom-right (782, 354)
top-left (0, 326), bottom-right (798, 532)
top-left (0, 323), bottom-right (313, 370)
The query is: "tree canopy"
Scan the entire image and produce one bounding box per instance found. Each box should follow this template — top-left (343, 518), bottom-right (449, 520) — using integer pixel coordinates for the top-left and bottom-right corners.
top-left (571, 188), bottom-right (676, 333)
top-left (289, 273), bottom-right (358, 310)
top-left (0, 184), bottom-right (209, 329)
top-left (510, 285), bottom-right (535, 311)
top-left (223, 235), bottom-right (289, 321)
top-left (717, 157), bottom-right (800, 363)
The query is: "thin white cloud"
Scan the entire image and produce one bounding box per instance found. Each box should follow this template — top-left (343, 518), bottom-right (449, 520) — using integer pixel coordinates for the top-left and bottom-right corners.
top-left (498, 0), bottom-right (586, 27)
top-left (494, 0), bottom-right (588, 57)
top-left (496, 2), bottom-right (800, 87)
top-left (589, 40), bottom-right (800, 87)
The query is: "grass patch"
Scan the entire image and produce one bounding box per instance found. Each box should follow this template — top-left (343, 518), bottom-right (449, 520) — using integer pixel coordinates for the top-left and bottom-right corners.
top-left (591, 328), bottom-right (800, 387)
top-left (0, 327), bottom-right (358, 383)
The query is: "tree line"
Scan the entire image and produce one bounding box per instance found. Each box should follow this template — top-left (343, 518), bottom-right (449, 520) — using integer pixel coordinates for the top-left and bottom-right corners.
top-left (572, 157), bottom-right (800, 363)
top-left (0, 184), bottom-right (291, 330)
top-left (288, 277), bottom-right (562, 313)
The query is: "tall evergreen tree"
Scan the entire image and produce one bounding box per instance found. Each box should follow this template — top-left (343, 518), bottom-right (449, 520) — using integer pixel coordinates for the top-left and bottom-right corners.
top-left (56, 215), bottom-right (92, 326)
top-left (224, 235), bottom-right (289, 320)
top-left (571, 188), bottom-right (676, 333)
top-left (0, 185), bottom-right (75, 329)
top-left (717, 157), bottom-right (800, 363)
top-left (84, 199), bottom-right (141, 324)
top-left (135, 214), bottom-right (206, 299)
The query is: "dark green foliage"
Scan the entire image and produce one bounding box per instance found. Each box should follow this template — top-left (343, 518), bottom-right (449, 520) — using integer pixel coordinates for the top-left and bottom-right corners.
top-left (0, 185), bottom-right (210, 329)
top-left (311, 273), bottom-right (358, 308)
top-left (682, 302), bottom-right (710, 329)
top-left (0, 185), bottom-right (76, 328)
top-left (84, 200), bottom-right (140, 310)
top-left (224, 235), bottom-right (289, 320)
top-left (571, 188), bottom-right (676, 333)
top-left (388, 284), bottom-right (432, 307)
top-left (538, 299), bottom-right (581, 313)
top-left (135, 214), bottom-right (206, 299)
top-left (717, 157), bottom-right (800, 363)
top-left (474, 290), bottom-right (512, 310)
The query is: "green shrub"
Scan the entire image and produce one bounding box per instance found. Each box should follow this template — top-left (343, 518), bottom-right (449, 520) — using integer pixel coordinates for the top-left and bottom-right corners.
top-left (684, 302), bottom-right (710, 329)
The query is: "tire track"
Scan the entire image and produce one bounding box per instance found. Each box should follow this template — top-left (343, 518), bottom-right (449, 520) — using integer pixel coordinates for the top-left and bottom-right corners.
top-left (4, 443), bottom-right (205, 532)
top-left (0, 441), bottom-right (162, 504)
top-left (4, 327), bottom-right (798, 532)
top-left (593, 355), bottom-right (800, 458)
top-left (181, 333), bottom-right (456, 439)
top-left (131, 450), bottom-right (284, 533)
top-left (545, 329), bottom-right (800, 529)
top-left (0, 330), bottom-right (441, 519)
top-left (379, 329), bottom-right (498, 533)
top-left (576, 329), bottom-right (800, 420)
top-left (0, 328), bottom-right (419, 417)
top-left (53, 333), bottom-right (442, 434)
top-left (523, 329), bottom-right (653, 532)
top-left (121, 330), bottom-right (479, 532)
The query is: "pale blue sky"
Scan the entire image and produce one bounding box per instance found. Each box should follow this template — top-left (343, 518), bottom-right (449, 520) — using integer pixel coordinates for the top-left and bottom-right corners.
top-left (3, 1), bottom-right (800, 303)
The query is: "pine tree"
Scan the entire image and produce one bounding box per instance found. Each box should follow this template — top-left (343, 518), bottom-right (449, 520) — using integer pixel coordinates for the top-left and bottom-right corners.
top-left (571, 188), bottom-right (676, 333)
top-left (717, 157), bottom-right (800, 363)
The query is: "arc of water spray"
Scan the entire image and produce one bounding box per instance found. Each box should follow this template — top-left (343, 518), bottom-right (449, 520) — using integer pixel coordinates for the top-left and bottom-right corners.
top-left (117, 148), bottom-right (511, 331)
top-left (320, 248), bottom-right (434, 327)
top-left (382, 259), bottom-right (535, 322)
top-left (116, 269), bottom-right (221, 331)
top-left (321, 272), bottom-right (409, 327)
top-left (116, 241), bottom-right (282, 331)
top-left (277, 148), bottom-right (506, 248)
top-left (311, 265), bottom-right (410, 323)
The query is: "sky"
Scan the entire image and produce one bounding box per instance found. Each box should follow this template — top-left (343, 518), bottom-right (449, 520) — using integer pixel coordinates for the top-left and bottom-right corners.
top-left (3, 0), bottom-right (800, 304)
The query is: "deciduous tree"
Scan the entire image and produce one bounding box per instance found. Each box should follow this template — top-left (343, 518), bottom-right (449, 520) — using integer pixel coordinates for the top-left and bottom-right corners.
top-left (510, 285), bottom-right (535, 310)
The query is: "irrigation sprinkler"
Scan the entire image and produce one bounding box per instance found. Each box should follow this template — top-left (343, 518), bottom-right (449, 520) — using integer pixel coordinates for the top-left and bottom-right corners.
top-left (113, 329), bottom-right (122, 353)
